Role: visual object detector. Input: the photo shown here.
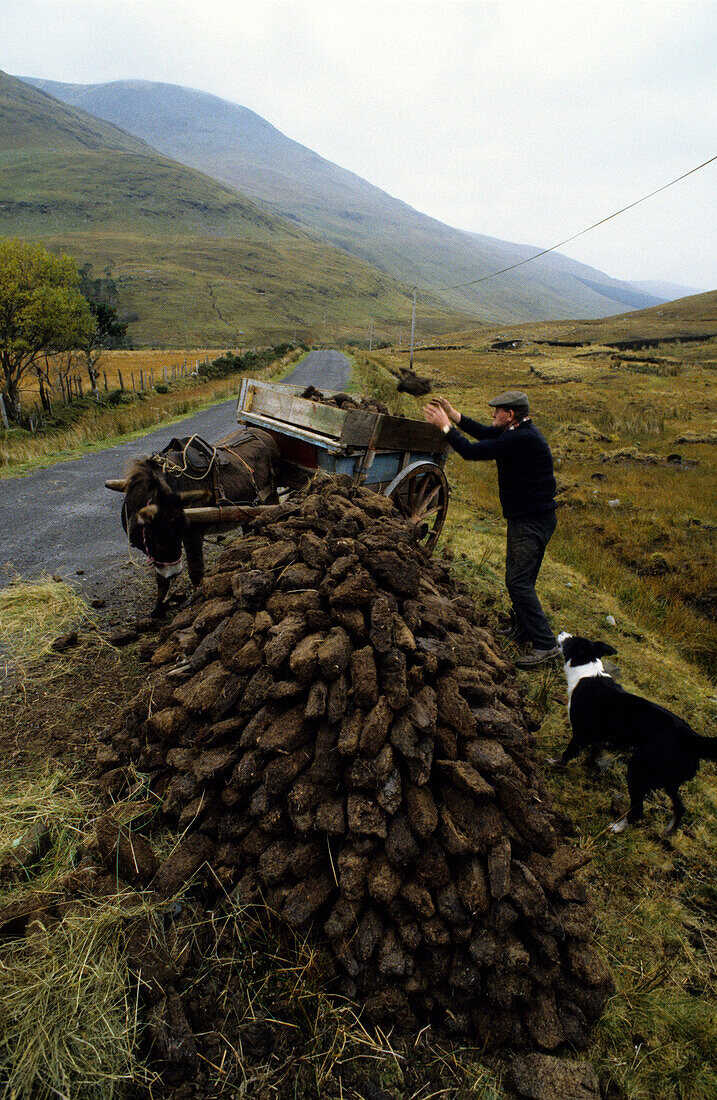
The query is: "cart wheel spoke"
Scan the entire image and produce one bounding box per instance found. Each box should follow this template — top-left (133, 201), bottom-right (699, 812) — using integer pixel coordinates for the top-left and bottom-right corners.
top-left (414, 478), bottom-right (437, 508)
top-left (393, 494), bottom-right (410, 518)
top-left (385, 461), bottom-right (449, 554)
top-left (418, 484), bottom-right (441, 510)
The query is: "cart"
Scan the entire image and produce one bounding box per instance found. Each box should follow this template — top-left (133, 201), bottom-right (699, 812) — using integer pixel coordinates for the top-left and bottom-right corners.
top-left (183, 378), bottom-right (451, 552)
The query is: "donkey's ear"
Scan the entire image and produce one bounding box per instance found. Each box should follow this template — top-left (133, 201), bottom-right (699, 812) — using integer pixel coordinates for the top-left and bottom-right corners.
top-left (595, 641), bottom-right (617, 658)
top-left (137, 503), bottom-right (159, 524)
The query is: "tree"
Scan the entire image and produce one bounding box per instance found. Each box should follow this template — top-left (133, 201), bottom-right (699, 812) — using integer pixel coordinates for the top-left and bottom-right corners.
top-left (77, 264), bottom-right (128, 399)
top-left (80, 301), bottom-right (129, 399)
top-left (0, 240), bottom-right (94, 421)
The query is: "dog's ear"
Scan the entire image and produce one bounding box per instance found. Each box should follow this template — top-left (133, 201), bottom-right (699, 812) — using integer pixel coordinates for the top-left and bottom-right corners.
top-left (595, 641), bottom-right (617, 658)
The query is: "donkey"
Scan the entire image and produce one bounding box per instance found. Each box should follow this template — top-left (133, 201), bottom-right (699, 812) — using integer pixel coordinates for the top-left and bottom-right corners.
top-left (112, 428), bottom-right (280, 616)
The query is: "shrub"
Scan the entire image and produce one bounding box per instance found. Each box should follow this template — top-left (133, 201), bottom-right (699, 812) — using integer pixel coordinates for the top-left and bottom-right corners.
top-left (198, 348), bottom-right (277, 380)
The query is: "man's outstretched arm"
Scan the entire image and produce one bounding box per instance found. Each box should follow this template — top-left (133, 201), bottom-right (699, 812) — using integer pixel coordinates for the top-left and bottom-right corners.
top-left (424, 399), bottom-right (502, 453)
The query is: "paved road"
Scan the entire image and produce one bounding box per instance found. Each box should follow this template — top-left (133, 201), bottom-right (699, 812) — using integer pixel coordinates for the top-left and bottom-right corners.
top-left (282, 348), bottom-right (352, 391)
top-left (0, 349), bottom-right (351, 591)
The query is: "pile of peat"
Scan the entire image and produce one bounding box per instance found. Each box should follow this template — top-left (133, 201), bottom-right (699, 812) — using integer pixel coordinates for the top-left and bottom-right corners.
top-left (96, 476), bottom-right (612, 1068)
top-left (299, 385), bottom-right (391, 413)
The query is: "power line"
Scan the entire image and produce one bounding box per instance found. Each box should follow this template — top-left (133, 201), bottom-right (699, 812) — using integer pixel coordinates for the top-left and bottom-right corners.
top-left (434, 153), bottom-right (717, 293)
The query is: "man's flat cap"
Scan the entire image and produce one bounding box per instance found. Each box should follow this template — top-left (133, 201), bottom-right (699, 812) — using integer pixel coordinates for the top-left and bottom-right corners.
top-left (489, 390), bottom-right (529, 414)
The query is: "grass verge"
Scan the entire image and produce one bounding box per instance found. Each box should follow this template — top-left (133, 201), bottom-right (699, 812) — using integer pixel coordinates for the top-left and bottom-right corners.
top-left (0, 347), bottom-right (303, 479)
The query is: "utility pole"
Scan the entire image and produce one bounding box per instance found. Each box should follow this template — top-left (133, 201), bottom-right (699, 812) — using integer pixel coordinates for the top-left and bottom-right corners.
top-left (409, 288), bottom-right (417, 371)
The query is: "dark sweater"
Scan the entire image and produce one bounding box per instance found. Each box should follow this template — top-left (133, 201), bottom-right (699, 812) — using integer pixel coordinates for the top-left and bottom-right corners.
top-left (446, 414), bottom-right (556, 519)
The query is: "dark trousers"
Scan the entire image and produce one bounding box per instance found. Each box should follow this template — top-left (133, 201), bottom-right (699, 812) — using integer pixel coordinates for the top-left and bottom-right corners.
top-left (505, 511), bottom-right (557, 649)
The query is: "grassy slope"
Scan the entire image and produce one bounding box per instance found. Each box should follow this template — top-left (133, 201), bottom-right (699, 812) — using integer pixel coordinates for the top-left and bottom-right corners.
top-left (22, 76), bottom-right (666, 324)
top-left (0, 72), bottom-right (471, 345)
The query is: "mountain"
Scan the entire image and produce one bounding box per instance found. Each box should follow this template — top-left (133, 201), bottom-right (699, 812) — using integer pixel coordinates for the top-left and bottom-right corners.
top-left (23, 77), bottom-right (666, 324)
top-left (0, 71), bottom-right (466, 345)
top-left (628, 279), bottom-right (709, 302)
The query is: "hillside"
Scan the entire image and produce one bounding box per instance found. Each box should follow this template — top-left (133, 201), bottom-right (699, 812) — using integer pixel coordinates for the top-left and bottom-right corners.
top-left (631, 278), bottom-right (708, 301)
top-left (23, 77), bottom-right (668, 324)
top-left (468, 288), bottom-right (717, 349)
top-left (0, 72), bottom-right (469, 345)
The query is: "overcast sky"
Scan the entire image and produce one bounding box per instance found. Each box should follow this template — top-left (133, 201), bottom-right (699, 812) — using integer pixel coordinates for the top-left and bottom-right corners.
top-left (2, 0), bottom-right (715, 287)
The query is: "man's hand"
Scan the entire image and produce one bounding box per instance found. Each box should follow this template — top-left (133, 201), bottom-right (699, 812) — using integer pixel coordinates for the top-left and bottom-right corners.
top-left (427, 396), bottom-right (460, 423)
top-left (423, 401), bottom-right (451, 431)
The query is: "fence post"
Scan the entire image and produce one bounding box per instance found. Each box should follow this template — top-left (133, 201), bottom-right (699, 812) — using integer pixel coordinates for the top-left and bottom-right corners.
top-left (131, 372), bottom-right (135, 390)
top-left (103, 371), bottom-right (108, 391)
top-left (118, 369), bottom-right (124, 392)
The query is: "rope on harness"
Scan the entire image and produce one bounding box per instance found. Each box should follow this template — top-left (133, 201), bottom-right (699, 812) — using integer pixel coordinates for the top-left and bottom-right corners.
top-left (151, 434), bottom-right (215, 481)
top-left (151, 433), bottom-right (265, 506)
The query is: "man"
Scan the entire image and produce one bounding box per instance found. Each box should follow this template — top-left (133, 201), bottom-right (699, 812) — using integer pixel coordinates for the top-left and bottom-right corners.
top-left (424, 390), bottom-right (560, 669)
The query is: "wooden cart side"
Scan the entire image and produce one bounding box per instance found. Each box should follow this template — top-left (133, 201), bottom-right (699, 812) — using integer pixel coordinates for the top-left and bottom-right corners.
top-left (237, 378), bottom-right (446, 456)
top-left (373, 414), bottom-right (448, 454)
top-left (237, 378), bottom-right (351, 441)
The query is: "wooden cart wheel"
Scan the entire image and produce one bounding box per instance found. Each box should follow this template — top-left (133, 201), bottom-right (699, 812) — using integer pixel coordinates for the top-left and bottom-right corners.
top-left (384, 461), bottom-right (449, 553)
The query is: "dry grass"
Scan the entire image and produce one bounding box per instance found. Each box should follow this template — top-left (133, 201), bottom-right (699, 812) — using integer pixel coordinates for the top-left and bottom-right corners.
top-left (0, 771), bottom-right (157, 1100)
top-left (0, 347), bottom-right (300, 477)
top-left (0, 905), bottom-right (149, 1099)
top-left (0, 575), bottom-right (101, 687)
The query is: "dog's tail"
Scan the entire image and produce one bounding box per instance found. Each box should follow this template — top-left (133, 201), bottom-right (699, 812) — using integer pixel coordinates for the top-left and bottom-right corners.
top-left (693, 734), bottom-right (717, 761)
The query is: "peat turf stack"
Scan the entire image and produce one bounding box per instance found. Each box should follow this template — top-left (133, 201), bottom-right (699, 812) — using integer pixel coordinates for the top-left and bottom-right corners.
top-left (102, 476), bottom-right (612, 1050)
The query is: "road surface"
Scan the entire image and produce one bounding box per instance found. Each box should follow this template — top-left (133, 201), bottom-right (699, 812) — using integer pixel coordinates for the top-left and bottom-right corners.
top-left (0, 350), bottom-right (352, 595)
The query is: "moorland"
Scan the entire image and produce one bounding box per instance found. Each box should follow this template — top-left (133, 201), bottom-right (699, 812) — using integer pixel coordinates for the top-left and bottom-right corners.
top-left (1, 290), bottom-right (716, 1098)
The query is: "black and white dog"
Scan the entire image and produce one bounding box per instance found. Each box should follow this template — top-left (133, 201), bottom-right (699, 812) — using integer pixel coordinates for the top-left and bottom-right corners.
top-left (552, 632), bottom-right (717, 835)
